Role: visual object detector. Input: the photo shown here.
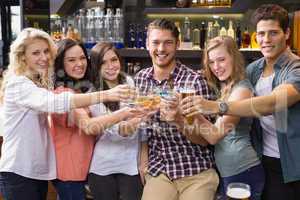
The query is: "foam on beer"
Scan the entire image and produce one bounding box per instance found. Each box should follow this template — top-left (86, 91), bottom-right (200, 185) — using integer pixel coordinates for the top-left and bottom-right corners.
top-left (227, 187), bottom-right (251, 199)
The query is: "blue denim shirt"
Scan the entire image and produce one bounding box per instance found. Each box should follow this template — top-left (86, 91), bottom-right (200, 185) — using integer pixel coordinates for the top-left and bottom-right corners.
top-left (247, 48), bottom-right (300, 183)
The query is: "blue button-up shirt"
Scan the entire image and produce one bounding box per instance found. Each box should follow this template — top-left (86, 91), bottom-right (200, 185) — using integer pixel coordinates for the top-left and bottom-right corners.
top-left (247, 48), bottom-right (300, 183)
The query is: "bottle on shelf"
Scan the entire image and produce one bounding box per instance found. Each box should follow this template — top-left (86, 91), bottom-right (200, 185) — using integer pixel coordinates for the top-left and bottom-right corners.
top-left (192, 0), bottom-right (198, 7)
top-left (242, 26), bottom-right (251, 48)
top-left (114, 8), bottom-right (124, 48)
top-left (219, 26), bottom-right (227, 36)
top-left (227, 20), bottom-right (235, 39)
top-left (182, 17), bottom-right (193, 49)
top-left (212, 20), bottom-right (220, 38)
top-left (251, 32), bottom-right (259, 49)
top-left (105, 8), bottom-right (114, 42)
top-left (192, 25), bottom-right (200, 49)
top-left (235, 22), bottom-right (242, 48)
top-left (128, 23), bottom-right (136, 48)
top-left (183, 17), bottom-right (191, 42)
top-left (135, 24), bottom-right (144, 49)
top-left (175, 21), bottom-right (182, 48)
top-left (207, 21), bottom-right (214, 41)
top-left (86, 8), bottom-right (96, 47)
top-left (66, 24), bottom-right (77, 41)
top-left (76, 9), bottom-right (87, 42)
top-left (200, 21), bottom-right (206, 49)
top-left (95, 7), bottom-right (105, 42)
top-left (199, 0), bottom-right (207, 6)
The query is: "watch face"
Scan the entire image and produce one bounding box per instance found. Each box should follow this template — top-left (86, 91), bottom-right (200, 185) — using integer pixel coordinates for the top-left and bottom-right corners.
top-left (219, 101), bottom-right (228, 115)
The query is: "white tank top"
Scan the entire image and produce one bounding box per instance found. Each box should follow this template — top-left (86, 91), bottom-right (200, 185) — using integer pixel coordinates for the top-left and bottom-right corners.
top-left (255, 73), bottom-right (280, 158)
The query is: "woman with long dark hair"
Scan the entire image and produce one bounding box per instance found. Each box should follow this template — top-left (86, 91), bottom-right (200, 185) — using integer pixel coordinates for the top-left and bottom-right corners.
top-left (88, 42), bottom-right (144, 200)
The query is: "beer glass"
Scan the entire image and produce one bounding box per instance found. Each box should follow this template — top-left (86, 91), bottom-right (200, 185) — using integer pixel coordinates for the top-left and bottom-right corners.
top-left (226, 182), bottom-right (251, 200)
top-left (134, 88), bottom-right (159, 128)
top-left (160, 87), bottom-right (177, 122)
top-left (179, 81), bottom-right (196, 125)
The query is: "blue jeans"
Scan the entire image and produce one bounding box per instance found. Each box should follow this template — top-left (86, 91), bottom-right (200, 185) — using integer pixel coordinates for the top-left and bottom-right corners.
top-left (52, 179), bottom-right (86, 200)
top-left (220, 164), bottom-right (265, 200)
top-left (0, 172), bottom-right (48, 200)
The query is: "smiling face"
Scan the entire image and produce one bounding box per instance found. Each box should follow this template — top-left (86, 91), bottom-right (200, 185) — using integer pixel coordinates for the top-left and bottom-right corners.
top-left (146, 28), bottom-right (179, 70)
top-left (256, 19), bottom-right (289, 64)
top-left (100, 49), bottom-right (121, 82)
top-left (63, 45), bottom-right (87, 80)
top-left (24, 38), bottom-right (51, 74)
top-left (208, 45), bottom-right (233, 82)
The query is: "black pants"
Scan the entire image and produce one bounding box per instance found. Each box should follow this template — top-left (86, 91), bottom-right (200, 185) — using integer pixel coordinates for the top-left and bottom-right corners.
top-left (88, 173), bottom-right (143, 200)
top-left (262, 155), bottom-right (300, 200)
top-left (0, 172), bottom-right (48, 200)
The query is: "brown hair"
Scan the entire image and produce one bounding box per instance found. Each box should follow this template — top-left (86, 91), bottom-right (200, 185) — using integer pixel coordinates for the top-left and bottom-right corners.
top-left (147, 18), bottom-right (180, 41)
top-left (251, 4), bottom-right (289, 32)
top-left (90, 42), bottom-right (126, 111)
top-left (203, 36), bottom-right (246, 100)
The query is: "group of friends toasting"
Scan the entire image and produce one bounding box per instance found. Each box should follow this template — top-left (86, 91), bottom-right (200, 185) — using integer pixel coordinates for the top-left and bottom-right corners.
top-left (0, 3), bottom-right (300, 200)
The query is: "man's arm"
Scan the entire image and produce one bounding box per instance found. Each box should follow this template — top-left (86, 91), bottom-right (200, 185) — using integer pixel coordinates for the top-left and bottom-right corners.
top-left (227, 83), bottom-right (300, 117)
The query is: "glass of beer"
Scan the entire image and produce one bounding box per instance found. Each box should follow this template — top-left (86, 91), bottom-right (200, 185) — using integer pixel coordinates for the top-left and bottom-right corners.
top-left (226, 182), bottom-right (251, 200)
top-left (179, 82), bottom-right (196, 125)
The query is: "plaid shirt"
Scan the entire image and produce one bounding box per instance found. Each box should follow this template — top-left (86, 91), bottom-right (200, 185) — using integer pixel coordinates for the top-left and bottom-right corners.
top-left (134, 62), bottom-right (215, 180)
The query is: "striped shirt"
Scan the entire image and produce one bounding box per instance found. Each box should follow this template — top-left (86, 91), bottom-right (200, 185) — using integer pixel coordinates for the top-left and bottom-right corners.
top-left (134, 62), bottom-right (215, 180)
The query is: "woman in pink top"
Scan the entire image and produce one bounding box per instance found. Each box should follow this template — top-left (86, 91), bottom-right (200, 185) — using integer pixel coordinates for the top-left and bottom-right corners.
top-left (50, 39), bottom-right (142, 200)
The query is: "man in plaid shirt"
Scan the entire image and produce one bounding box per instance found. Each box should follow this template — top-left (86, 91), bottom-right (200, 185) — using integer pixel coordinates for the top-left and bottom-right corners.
top-left (135, 18), bottom-right (219, 200)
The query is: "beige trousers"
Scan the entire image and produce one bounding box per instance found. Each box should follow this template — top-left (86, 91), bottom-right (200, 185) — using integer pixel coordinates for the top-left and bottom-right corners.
top-left (142, 168), bottom-right (219, 200)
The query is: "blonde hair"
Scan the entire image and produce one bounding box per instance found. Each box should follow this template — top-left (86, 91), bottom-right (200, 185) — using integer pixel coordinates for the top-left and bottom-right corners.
top-left (203, 36), bottom-right (246, 100)
top-left (0, 28), bottom-right (57, 102)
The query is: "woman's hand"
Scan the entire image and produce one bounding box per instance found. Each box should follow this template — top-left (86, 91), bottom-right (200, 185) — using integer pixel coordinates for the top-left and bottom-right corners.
top-left (180, 95), bottom-right (219, 116)
top-left (104, 84), bottom-right (132, 102)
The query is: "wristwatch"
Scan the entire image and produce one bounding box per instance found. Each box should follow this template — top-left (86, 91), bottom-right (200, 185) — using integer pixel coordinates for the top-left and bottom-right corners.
top-left (218, 101), bottom-right (229, 115)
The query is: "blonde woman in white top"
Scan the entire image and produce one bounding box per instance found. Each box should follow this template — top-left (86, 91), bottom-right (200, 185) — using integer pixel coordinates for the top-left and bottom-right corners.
top-left (0, 28), bottom-right (131, 200)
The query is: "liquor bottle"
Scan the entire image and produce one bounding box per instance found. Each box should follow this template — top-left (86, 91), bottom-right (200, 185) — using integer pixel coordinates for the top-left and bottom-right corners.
top-left (207, 21), bottom-right (214, 41)
top-left (200, 21), bottom-right (206, 49)
top-left (192, 0), bottom-right (198, 7)
top-left (135, 24), bottom-right (144, 49)
top-left (105, 8), bottom-right (114, 42)
top-left (77, 9), bottom-right (87, 42)
top-left (235, 22), bottom-right (242, 48)
top-left (175, 21), bottom-right (182, 49)
top-left (219, 26), bottom-right (227, 36)
top-left (183, 17), bottom-right (191, 42)
top-left (94, 7), bottom-right (105, 42)
top-left (200, 0), bottom-right (207, 6)
top-left (66, 24), bottom-right (76, 40)
top-left (251, 32), bottom-right (259, 49)
top-left (212, 20), bottom-right (220, 38)
top-left (114, 8), bottom-right (124, 48)
top-left (227, 20), bottom-right (235, 39)
top-left (128, 23), bottom-right (136, 48)
top-left (192, 25), bottom-right (200, 49)
top-left (242, 27), bottom-right (251, 48)
top-left (86, 9), bottom-right (96, 44)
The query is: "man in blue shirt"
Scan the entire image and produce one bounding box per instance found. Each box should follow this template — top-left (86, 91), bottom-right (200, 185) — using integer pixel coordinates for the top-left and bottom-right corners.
top-left (180, 4), bottom-right (300, 200)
